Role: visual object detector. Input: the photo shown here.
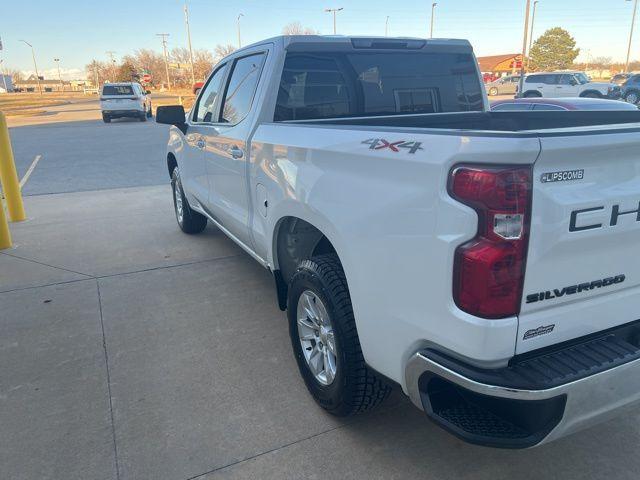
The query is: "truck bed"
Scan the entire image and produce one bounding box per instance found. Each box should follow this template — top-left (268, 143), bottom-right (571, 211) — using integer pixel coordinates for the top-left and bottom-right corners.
top-left (285, 110), bottom-right (640, 133)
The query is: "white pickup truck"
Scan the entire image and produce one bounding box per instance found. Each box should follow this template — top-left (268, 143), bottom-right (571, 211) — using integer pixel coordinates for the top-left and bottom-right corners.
top-left (157, 35), bottom-right (640, 449)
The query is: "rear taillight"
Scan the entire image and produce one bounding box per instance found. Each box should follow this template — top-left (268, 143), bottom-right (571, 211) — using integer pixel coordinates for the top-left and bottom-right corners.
top-left (449, 164), bottom-right (532, 319)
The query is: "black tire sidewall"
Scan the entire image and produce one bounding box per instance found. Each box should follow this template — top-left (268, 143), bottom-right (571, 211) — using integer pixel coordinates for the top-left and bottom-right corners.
top-left (287, 264), bottom-right (351, 413)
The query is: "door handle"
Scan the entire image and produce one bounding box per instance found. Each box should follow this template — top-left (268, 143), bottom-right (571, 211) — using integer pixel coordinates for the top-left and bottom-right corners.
top-left (230, 146), bottom-right (244, 159)
top-left (197, 139), bottom-right (205, 149)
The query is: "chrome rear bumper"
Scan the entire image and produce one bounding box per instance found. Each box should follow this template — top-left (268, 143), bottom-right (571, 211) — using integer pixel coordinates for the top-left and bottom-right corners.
top-left (406, 335), bottom-right (640, 447)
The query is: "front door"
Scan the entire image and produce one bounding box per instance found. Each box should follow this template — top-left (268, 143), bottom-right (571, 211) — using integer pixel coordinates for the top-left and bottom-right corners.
top-left (202, 52), bottom-right (267, 248)
top-left (184, 62), bottom-right (229, 211)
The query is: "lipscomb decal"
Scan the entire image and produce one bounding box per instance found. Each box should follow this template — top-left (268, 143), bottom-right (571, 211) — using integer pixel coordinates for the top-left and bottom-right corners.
top-left (362, 138), bottom-right (423, 154)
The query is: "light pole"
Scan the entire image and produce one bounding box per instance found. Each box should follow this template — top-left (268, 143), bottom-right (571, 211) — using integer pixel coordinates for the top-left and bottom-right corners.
top-left (237, 13), bottom-right (244, 48)
top-left (184, 1), bottom-right (196, 85)
top-left (157, 33), bottom-right (172, 91)
top-left (385, 16), bottom-right (389, 36)
top-left (54, 58), bottom-right (63, 92)
top-left (325, 8), bottom-right (343, 35)
top-left (626, 0), bottom-right (639, 72)
top-left (526, 0), bottom-right (538, 70)
top-left (106, 51), bottom-right (116, 82)
top-left (20, 40), bottom-right (42, 95)
top-left (517, 0), bottom-right (531, 98)
top-left (430, 3), bottom-right (437, 38)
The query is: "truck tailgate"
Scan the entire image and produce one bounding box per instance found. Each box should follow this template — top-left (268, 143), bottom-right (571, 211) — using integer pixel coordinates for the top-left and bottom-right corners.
top-left (518, 129), bottom-right (640, 353)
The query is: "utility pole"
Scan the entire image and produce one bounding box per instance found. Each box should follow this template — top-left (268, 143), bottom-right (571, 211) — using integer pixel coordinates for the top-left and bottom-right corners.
top-left (157, 34), bottom-right (172, 91)
top-left (54, 58), bottom-right (63, 92)
top-left (324, 7), bottom-right (343, 35)
top-left (526, 0), bottom-right (538, 70)
top-left (626, 0), bottom-right (639, 72)
top-left (517, 0), bottom-right (531, 98)
top-left (106, 51), bottom-right (116, 82)
top-left (0, 37), bottom-right (7, 93)
top-left (430, 3), bottom-right (437, 38)
top-left (237, 13), bottom-right (244, 48)
top-left (385, 16), bottom-right (389, 36)
top-left (183, 1), bottom-right (196, 85)
top-left (20, 40), bottom-right (42, 95)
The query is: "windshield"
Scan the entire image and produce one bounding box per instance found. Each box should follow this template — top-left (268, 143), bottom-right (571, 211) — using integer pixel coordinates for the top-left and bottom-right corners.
top-left (102, 85), bottom-right (135, 96)
top-left (275, 51), bottom-right (483, 121)
top-left (574, 72), bottom-right (590, 84)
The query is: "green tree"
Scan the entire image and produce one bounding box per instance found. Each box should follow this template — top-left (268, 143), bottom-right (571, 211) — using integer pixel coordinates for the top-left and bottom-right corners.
top-left (529, 27), bottom-right (580, 71)
top-left (115, 59), bottom-right (138, 82)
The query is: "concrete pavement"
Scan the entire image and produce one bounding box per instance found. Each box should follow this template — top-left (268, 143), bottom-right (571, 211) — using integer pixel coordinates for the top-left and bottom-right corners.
top-left (3, 185), bottom-right (640, 480)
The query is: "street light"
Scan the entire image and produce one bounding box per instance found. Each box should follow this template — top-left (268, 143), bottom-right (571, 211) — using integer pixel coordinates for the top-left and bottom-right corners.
top-left (325, 7), bottom-right (343, 35)
top-left (385, 16), bottom-right (390, 37)
top-left (54, 58), bottom-right (63, 92)
top-left (430, 3), bottom-right (437, 38)
top-left (526, 0), bottom-right (539, 70)
top-left (517, 0), bottom-right (531, 98)
top-left (237, 13), bottom-right (244, 48)
top-left (19, 40), bottom-right (42, 95)
top-left (626, 0), bottom-right (639, 72)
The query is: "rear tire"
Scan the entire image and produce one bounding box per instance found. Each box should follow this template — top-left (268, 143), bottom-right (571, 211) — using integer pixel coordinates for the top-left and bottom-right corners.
top-left (146, 104), bottom-right (153, 118)
top-left (625, 91), bottom-right (640, 104)
top-left (171, 168), bottom-right (207, 234)
top-left (288, 254), bottom-right (392, 416)
top-left (139, 111), bottom-right (146, 122)
top-left (102, 114), bottom-right (111, 123)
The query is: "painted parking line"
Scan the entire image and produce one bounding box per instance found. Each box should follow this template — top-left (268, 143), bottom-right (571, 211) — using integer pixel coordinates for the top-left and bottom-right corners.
top-left (19, 155), bottom-right (42, 188)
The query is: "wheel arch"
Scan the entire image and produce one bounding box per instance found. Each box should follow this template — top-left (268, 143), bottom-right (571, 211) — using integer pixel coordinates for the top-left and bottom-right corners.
top-left (271, 215), bottom-right (345, 311)
top-left (579, 89), bottom-right (603, 98)
top-left (167, 152), bottom-right (178, 179)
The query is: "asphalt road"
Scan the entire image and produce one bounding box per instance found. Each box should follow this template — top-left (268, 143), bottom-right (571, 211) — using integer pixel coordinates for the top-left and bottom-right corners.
top-left (8, 99), bottom-right (170, 196)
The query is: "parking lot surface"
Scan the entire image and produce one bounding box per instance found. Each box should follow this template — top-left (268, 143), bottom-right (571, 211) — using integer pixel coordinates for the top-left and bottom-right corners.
top-left (2, 102), bottom-right (640, 480)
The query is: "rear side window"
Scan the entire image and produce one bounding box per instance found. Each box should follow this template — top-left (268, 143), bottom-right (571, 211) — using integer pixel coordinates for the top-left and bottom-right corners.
top-left (102, 85), bottom-right (134, 95)
top-left (492, 102), bottom-right (531, 111)
top-left (220, 53), bottom-right (266, 124)
top-left (275, 51), bottom-right (483, 121)
top-left (193, 64), bottom-right (227, 123)
top-left (526, 74), bottom-right (554, 84)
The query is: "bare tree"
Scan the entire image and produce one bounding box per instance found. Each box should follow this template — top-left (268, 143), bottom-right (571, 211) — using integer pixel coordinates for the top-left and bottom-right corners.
top-left (282, 21), bottom-right (319, 35)
top-left (214, 44), bottom-right (237, 63)
top-left (85, 59), bottom-right (109, 86)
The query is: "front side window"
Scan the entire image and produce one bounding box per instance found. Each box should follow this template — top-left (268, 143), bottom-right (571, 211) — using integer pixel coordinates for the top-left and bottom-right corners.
top-left (193, 64), bottom-right (227, 123)
top-left (220, 53), bottom-right (267, 124)
top-left (275, 51), bottom-right (483, 121)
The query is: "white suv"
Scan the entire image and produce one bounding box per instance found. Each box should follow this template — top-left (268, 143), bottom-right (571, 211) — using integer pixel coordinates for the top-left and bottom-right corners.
top-left (100, 82), bottom-right (152, 123)
top-left (519, 72), bottom-right (621, 99)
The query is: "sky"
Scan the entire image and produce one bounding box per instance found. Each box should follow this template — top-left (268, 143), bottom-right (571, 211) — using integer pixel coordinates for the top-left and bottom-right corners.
top-left (0, 0), bottom-right (636, 80)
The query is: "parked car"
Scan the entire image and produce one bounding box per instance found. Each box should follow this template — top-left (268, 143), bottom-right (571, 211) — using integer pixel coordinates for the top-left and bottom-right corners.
top-left (192, 81), bottom-right (204, 95)
top-left (157, 35), bottom-right (640, 449)
top-left (517, 72), bottom-right (621, 99)
top-left (621, 73), bottom-right (640, 104)
top-left (491, 97), bottom-right (638, 111)
top-left (485, 75), bottom-right (520, 96)
top-left (611, 73), bottom-right (632, 85)
top-left (100, 82), bottom-right (152, 123)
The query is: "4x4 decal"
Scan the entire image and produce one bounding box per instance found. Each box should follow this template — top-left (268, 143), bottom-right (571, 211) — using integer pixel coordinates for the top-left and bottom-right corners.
top-left (362, 138), bottom-right (423, 154)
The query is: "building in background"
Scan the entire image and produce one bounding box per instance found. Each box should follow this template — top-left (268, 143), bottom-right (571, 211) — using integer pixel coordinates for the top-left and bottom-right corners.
top-left (477, 54), bottom-right (523, 81)
top-left (14, 73), bottom-right (75, 92)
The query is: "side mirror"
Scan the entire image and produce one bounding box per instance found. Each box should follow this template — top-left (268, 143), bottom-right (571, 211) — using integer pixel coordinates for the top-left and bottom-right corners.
top-left (156, 105), bottom-right (186, 131)
top-left (145, 90), bottom-right (151, 94)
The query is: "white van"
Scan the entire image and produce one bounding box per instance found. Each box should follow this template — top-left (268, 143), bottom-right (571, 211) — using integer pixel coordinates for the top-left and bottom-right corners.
top-left (100, 82), bottom-right (152, 123)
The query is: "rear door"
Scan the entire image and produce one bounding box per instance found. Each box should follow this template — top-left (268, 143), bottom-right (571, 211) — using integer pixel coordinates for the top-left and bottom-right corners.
top-left (517, 128), bottom-right (640, 353)
top-left (203, 51), bottom-right (267, 248)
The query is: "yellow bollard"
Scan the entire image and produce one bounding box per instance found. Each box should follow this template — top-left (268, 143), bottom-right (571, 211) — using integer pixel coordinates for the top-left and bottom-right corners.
top-left (0, 198), bottom-right (11, 249)
top-left (0, 111), bottom-right (26, 222)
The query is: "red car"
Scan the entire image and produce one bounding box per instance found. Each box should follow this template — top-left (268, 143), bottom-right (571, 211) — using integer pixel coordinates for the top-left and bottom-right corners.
top-left (192, 81), bottom-right (204, 95)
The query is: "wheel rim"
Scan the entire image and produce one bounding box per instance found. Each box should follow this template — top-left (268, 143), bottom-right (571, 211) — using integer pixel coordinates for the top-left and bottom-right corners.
top-left (627, 93), bottom-right (638, 104)
top-left (174, 181), bottom-right (184, 225)
top-left (297, 290), bottom-right (337, 386)
top-left (490, 88), bottom-right (497, 96)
